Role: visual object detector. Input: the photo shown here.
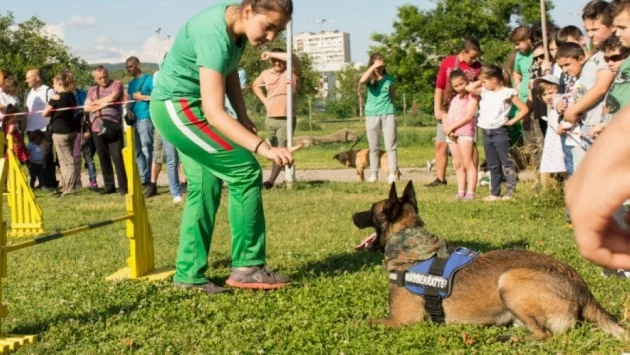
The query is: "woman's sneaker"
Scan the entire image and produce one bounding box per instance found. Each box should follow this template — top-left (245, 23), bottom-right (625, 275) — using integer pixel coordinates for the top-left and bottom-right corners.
top-left (226, 265), bottom-right (290, 290)
top-left (366, 174), bottom-right (378, 183)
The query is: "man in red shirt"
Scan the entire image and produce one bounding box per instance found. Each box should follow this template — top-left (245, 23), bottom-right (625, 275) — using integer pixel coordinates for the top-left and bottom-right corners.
top-left (427, 39), bottom-right (482, 187)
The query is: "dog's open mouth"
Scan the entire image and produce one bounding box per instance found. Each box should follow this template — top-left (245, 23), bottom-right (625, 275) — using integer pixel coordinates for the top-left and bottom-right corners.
top-left (354, 232), bottom-right (378, 251)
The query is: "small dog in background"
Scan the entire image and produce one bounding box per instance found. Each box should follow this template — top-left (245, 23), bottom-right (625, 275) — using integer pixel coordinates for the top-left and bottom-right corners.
top-left (477, 160), bottom-right (490, 188)
top-left (333, 149), bottom-right (400, 182)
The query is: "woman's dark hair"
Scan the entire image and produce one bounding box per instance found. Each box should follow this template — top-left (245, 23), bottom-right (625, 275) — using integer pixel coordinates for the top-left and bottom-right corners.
top-left (271, 47), bottom-right (285, 53)
top-left (367, 53), bottom-right (387, 88)
top-left (479, 64), bottom-right (509, 86)
top-left (241, 0), bottom-right (293, 17)
top-left (444, 70), bottom-right (470, 110)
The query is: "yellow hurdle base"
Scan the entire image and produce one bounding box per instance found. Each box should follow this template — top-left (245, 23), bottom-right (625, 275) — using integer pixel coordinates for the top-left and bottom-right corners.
top-left (0, 334), bottom-right (37, 353)
top-left (106, 267), bottom-right (175, 282)
top-left (7, 229), bottom-right (44, 239)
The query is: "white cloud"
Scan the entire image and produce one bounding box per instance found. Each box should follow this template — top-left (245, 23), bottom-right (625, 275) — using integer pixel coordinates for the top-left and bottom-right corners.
top-left (41, 24), bottom-right (65, 40)
top-left (64, 16), bottom-right (97, 28)
top-left (76, 35), bottom-right (173, 64)
top-left (37, 15), bottom-right (97, 41)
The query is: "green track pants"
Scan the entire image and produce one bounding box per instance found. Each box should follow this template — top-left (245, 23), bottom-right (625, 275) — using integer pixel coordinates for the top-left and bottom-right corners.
top-left (150, 98), bottom-right (266, 284)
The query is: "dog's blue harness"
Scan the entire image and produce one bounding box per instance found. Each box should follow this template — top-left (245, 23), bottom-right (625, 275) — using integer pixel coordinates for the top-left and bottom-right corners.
top-left (389, 247), bottom-right (479, 323)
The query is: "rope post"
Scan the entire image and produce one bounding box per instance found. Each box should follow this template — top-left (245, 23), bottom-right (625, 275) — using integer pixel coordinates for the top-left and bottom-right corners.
top-left (285, 19), bottom-right (296, 185)
top-left (4, 134), bottom-right (44, 238)
top-left (106, 127), bottom-right (174, 281)
top-left (0, 158), bottom-right (37, 352)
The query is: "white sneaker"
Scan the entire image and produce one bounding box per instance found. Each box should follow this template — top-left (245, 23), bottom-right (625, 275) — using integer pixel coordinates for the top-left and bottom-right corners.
top-left (387, 174), bottom-right (397, 184)
top-left (366, 174), bottom-right (378, 183)
top-left (173, 196), bottom-right (183, 204)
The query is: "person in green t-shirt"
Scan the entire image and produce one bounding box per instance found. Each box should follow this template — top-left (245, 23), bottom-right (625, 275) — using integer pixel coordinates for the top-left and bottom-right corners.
top-left (506, 26), bottom-right (534, 147)
top-left (150, 0), bottom-right (295, 294)
top-left (358, 53), bottom-right (398, 184)
top-left (590, 36), bottom-right (630, 138)
top-left (510, 26), bottom-right (534, 112)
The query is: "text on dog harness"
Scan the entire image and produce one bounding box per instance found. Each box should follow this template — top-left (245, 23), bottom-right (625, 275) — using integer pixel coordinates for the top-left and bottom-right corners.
top-left (389, 247), bottom-right (479, 322)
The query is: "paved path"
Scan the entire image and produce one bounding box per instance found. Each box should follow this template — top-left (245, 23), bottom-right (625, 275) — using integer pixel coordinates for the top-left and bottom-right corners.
top-left (75, 167), bottom-right (536, 188)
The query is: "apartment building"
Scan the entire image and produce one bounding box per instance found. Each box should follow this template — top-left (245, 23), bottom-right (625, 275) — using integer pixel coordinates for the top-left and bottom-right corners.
top-left (294, 30), bottom-right (351, 73)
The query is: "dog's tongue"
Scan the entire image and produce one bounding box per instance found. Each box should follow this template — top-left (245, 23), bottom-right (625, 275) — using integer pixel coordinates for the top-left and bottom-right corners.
top-left (354, 232), bottom-right (377, 251)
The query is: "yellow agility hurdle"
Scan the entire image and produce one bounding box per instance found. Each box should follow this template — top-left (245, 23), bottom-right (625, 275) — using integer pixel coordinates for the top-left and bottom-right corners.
top-left (0, 127), bottom-right (174, 353)
top-left (2, 134), bottom-right (44, 238)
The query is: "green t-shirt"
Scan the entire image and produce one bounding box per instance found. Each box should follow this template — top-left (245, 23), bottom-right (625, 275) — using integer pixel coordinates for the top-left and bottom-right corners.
top-left (507, 51), bottom-right (533, 118)
top-left (514, 51), bottom-right (533, 103)
top-left (603, 57), bottom-right (630, 122)
top-left (152, 2), bottom-right (246, 100)
top-left (364, 74), bottom-right (396, 116)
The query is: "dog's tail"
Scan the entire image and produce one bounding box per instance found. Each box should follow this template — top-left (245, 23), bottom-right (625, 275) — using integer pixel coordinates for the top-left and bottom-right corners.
top-left (582, 297), bottom-right (627, 340)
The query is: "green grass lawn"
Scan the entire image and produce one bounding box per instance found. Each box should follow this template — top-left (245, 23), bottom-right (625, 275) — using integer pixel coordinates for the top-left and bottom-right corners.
top-left (2, 180), bottom-right (628, 353)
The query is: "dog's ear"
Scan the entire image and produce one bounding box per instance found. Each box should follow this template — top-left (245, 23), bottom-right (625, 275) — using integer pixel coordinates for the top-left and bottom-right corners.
top-left (401, 181), bottom-right (418, 213)
top-left (383, 183), bottom-right (402, 221)
top-left (388, 182), bottom-right (398, 201)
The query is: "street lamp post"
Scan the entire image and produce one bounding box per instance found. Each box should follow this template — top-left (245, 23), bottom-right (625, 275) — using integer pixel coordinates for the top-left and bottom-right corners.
top-left (285, 20), bottom-right (295, 184)
top-left (156, 28), bottom-right (162, 65)
top-left (310, 19), bottom-right (335, 32)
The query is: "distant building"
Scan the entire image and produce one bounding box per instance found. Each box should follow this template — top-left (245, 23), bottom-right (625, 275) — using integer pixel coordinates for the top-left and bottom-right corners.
top-left (294, 30), bottom-right (351, 73)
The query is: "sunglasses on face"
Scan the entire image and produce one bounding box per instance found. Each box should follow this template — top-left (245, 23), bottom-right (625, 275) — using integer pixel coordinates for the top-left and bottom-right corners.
top-left (604, 53), bottom-right (629, 62)
top-left (534, 54), bottom-right (545, 61)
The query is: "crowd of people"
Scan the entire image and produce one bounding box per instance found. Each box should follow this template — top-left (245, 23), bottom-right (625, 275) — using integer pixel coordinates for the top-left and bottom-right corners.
top-left (423, 0), bottom-right (630, 277)
top-left (356, 0), bottom-right (630, 277)
top-left (420, 0), bottom-right (627, 207)
top-left (0, 0), bottom-right (629, 292)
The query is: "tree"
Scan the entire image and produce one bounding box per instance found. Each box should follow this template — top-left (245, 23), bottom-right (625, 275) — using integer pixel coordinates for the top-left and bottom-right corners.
top-left (327, 63), bottom-right (365, 119)
top-left (108, 66), bottom-right (158, 85)
top-left (0, 12), bottom-right (91, 95)
top-left (369, 0), bottom-right (554, 113)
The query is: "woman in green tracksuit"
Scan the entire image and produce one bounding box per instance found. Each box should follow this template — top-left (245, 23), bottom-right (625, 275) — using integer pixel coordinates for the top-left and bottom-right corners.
top-left (150, 0), bottom-right (294, 294)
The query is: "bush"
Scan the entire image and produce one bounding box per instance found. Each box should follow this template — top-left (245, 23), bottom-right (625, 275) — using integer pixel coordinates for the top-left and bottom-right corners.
top-left (297, 119), bottom-right (321, 131)
top-left (326, 100), bottom-right (358, 119)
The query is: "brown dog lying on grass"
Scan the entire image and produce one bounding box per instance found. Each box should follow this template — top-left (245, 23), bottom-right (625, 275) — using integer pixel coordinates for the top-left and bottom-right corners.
top-left (332, 149), bottom-right (400, 182)
top-left (352, 181), bottom-right (627, 340)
